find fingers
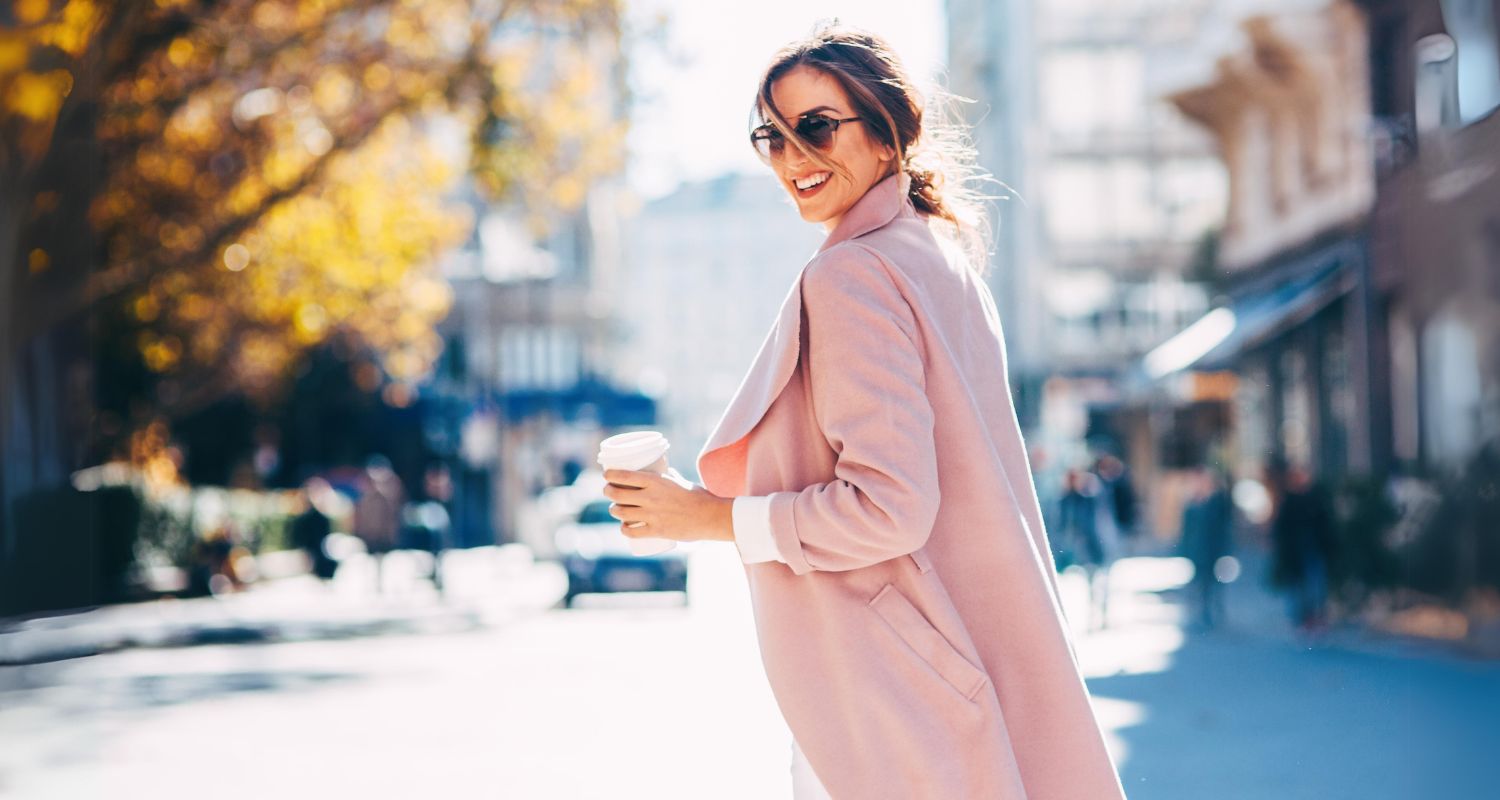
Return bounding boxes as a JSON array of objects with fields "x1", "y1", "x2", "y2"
[
  {"x1": 619, "y1": 521, "x2": 649, "y2": 537},
  {"x1": 602, "y1": 481, "x2": 652, "y2": 503},
  {"x1": 602, "y1": 482, "x2": 637, "y2": 502},
  {"x1": 608, "y1": 502, "x2": 647, "y2": 527},
  {"x1": 603, "y1": 468, "x2": 659, "y2": 489}
]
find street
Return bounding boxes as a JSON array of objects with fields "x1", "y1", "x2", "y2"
[{"x1": 2, "y1": 545, "x2": 1497, "y2": 799}]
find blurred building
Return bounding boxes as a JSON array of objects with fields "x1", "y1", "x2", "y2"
[
  {"x1": 1357, "y1": 0, "x2": 1500, "y2": 471},
  {"x1": 1144, "y1": 0, "x2": 1380, "y2": 497},
  {"x1": 1147, "y1": 0, "x2": 1500, "y2": 490},
  {"x1": 944, "y1": 0, "x2": 1045, "y2": 425},
  {"x1": 947, "y1": 0, "x2": 1240, "y2": 544},
  {"x1": 946, "y1": 0, "x2": 1228, "y2": 442},
  {"x1": 430, "y1": 26, "x2": 653, "y2": 547},
  {"x1": 437, "y1": 182, "x2": 656, "y2": 546},
  {"x1": 616, "y1": 173, "x2": 824, "y2": 475}
]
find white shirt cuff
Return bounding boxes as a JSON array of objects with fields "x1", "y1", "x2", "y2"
[{"x1": 732, "y1": 495, "x2": 784, "y2": 564}]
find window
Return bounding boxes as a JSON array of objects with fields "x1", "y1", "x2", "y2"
[
  {"x1": 1044, "y1": 159, "x2": 1157, "y2": 242},
  {"x1": 1161, "y1": 159, "x2": 1229, "y2": 242},
  {"x1": 1422, "y1": 304, "x2": 1483, "y2": 464},
  {"x1": 1042, "y1": 48, "x2": 1146, "y2": 137},
  {"x1": 1322, "y1": 323, "x2": 1350, "y2": 476},
  {"x1": 1280, "y1": 347, "x2": 1313, "y2": 470},
  {"x1": 1235, "y1": 361, "x2": 1273, "y2": 479},
  {"x1": 1439, "y1": 0, "x2": 1500, "y2": 123}
]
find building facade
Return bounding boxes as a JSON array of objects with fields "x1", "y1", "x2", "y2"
[
  {"x1": 1358, "y1": 0, "x2": 1500, "y2": 473},
  {"x1": 435, "y1": 176, "x2": 660, "y2": 546},
  {"x1": 946, "y1": 0, "x2": 1232, "y2": 538},
  {"x1": 1152, "y1": 0, "x2": 1500, "y2": 490},
  {"x1": 1149, "y1": 0, "x2": 1381, "y2": 486}
]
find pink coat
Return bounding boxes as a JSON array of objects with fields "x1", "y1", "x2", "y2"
[{"x1": 696, "y1": 172, "x2": 1128, "y2": 799}]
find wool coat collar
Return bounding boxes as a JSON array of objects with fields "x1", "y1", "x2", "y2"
[{"x1": 697, "y1": 170, "x2": 916, "y2": 495}]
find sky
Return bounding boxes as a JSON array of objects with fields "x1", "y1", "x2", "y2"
[{"x1": 621, "y1": 0, "x2": 948, "y2": 201}]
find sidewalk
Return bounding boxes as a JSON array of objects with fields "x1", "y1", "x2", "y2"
[
  {"x1": 0, "y1": 544, "x2": 564, "y2": 666},
  {"x1": 1164, "y1": 542, "x2": 1500, "y2": 662},
  {"x1": 6, "y1": 540, "x2": 1488, "y2": 668}
]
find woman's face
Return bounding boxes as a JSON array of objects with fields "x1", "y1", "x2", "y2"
[{"x1": 766, "y1": 65, "x2": 895, "y2": 232}]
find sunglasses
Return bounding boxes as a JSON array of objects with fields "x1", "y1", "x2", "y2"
[{"x1": 750, "y1": 113, "x2": 863, "y2": 159}]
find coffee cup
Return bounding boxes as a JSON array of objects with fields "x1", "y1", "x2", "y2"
[{"x1": 597, "y1": 431, "x2": 678, "y2": 556}]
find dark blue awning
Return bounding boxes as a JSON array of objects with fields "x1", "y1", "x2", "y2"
[
  {"x1": 498, "y1": 379, "x2": 658, "y2": 426},
  {"x1": 1143, "y1": 257, "x2": 1356, "y2": 378}
]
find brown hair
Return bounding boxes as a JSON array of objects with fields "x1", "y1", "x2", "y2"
[{"x1": 752, "y1": 21, "x2": 995, "y2": 274}]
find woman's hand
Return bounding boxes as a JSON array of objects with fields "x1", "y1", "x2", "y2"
[{"x1": 602, "y1": 469, "x2": 735, "y2": 544}]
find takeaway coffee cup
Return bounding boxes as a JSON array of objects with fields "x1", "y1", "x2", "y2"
[{"x1": 597, "y1": 431, "x2": 677, "y2": 556}]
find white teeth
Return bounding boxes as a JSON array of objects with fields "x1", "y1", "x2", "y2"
[{"x1": 794, "y1": 172, "x2": 830, "y2": 190}]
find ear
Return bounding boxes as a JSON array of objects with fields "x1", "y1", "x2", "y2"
[{"x1": 877, "y1": 145, "x2": 896, "y2": 162}]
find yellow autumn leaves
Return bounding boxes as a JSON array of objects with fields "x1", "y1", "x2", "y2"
[
  {"x1": 5, "y1": 0, "x2": 626, "y2": 407},
  {"x1": 119, "y1": 113, "x2": 466, "y2": 394}
]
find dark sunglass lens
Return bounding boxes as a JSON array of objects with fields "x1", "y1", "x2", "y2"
[
  {"x1": 798, "y1": 116, "x2": 836, "y2": 147},
  {"x1": 756, "y1": 132, "x2": 784, "y2": 157}
]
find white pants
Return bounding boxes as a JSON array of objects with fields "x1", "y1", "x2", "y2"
[{"x1": 791, "y1": 738, "x2": 832, "y2": 799}]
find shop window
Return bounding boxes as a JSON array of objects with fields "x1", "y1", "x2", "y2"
[{"x1": 1439, "y1": 0, "x2": 1500, "y2": 123}]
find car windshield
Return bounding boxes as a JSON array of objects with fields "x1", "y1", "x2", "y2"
[{"x1": 577, "y1": 500, "x2": 615, "y2": 524}]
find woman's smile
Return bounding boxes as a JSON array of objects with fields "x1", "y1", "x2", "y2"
[{"x1": 793, "y1": 171, "x2": 832, "y2": 198}]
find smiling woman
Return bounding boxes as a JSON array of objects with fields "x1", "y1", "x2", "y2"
[
  {"x1": 722, "y1": 21, "x2": 1126, "y2": 799},
  {"x1": 753, "y1": 70, "x2": 894, "y2": 233},
  {"x1": 603, "y1": 21, "x2": 1128, "y2": 799},
  {"x1": 746, "y1": 23, "x2": 993, "y2": 266}
]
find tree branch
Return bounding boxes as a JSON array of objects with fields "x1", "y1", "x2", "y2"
[{"x1": 17, "y1": 89, "x2": 427, "y2": 340}]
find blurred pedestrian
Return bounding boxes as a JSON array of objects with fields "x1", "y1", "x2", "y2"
[
  {"x1": 1094, "y1": 453, "x2": 1140, "y2": 555},
  {"x1": 407, "y1": 462, "x2": 455, "y2": 590},
  {"x1": 291, "y1": 477, "x2": 339, "y2": 582},
  {"x1": 1056, "y1": 467, "x2": 1116, "y2": 630},
  {"x1": 1270, "y1": 462, "x2": 1336, "y2": 633},
  {"x1": 186, "y1": 522, "x2": 252, "y2": 596},
  {"x1": 1179, "y1": 465, "x2": 1234, "y2": 630},
  {"x1": 186, "y1": 527, "x2": 234, "y2": 597},
  {"x1": 353, "y1": 454, "x2": 405, "y2": 595}
]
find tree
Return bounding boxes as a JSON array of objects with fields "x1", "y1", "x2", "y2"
[{"x1": 0, "y1": 0, "x2": 628, "y2": 570}]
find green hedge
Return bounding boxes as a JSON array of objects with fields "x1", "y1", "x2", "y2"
[
  {"x1": 1329, "y1": 443, "x2": 1500, "y2": 610},
  {"x1": 2, "y1": 477, "x2": 302, "y2": 617}
]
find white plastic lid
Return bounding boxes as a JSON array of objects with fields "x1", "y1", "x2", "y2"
[{"x1": 596, "y1": 431, "x2": 670, "y2": 471}]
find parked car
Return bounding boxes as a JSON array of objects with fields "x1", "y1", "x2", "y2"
[{"x1": 556, "y1": 499, "x2": 690, "y2": 607}]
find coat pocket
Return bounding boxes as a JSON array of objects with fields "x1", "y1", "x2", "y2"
[{"x1": 868, "y1": 583, "x2": 989, "y2": 703}]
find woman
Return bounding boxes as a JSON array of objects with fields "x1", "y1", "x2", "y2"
[{"x1": 602, "y1": 24, "x2": 1126, "y2": 799}]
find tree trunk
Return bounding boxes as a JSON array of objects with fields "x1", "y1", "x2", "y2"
[
  {"x1": 1, "y1": 193, "x2": 22, "y2": 564},
  {"x1": 1, "y1": 174, "x2": 94, "y2": 610}
]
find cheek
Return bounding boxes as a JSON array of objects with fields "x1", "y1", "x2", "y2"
[{"x1": 835, "y1": 144, "x2": 881, "y2": 193}]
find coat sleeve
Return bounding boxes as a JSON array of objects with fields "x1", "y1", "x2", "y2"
[{"x1": 760, "y1": 244, "x2": 940, "y2": 576}]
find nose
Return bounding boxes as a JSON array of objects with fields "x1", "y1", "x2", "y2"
[{"x1": 782, "y1": 144, "x2": 812, "y2": 175}]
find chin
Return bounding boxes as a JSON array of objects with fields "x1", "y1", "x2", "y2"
[
  {"x1": 789, "y1": 196, "x2": 830, "y2": 224},
  {"x1": 803, "y1": 210, "x2": 836, "y2": 227}
]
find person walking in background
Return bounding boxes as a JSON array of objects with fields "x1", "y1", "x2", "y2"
[
  {"x1": 1095, "y1": 452, "x2": 1140, "y2": 555},
  {"x1": 291, "y1": 476, "x2": 340, "y2": 582},
  {"x1": 1179, "y1": 464, "x2": 1234, "y2": 631},
  {"x1": 1056, "y1": 467, "x2": 1115, "y2": 630},
  {"x1": 1270, "y1": 461, "x2": 1337, "y2": 634},
  {"x1": 353, "y1": 454, "x2": 405, "y2": 595}
]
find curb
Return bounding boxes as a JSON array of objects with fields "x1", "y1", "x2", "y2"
[{"x1": 1, "y1": 545, "x2": 561, "y2": 667}]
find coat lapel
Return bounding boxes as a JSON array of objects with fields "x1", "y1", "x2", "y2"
[{"x1": 696, "y1": 171, "x2": 912, "y2": 497}]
